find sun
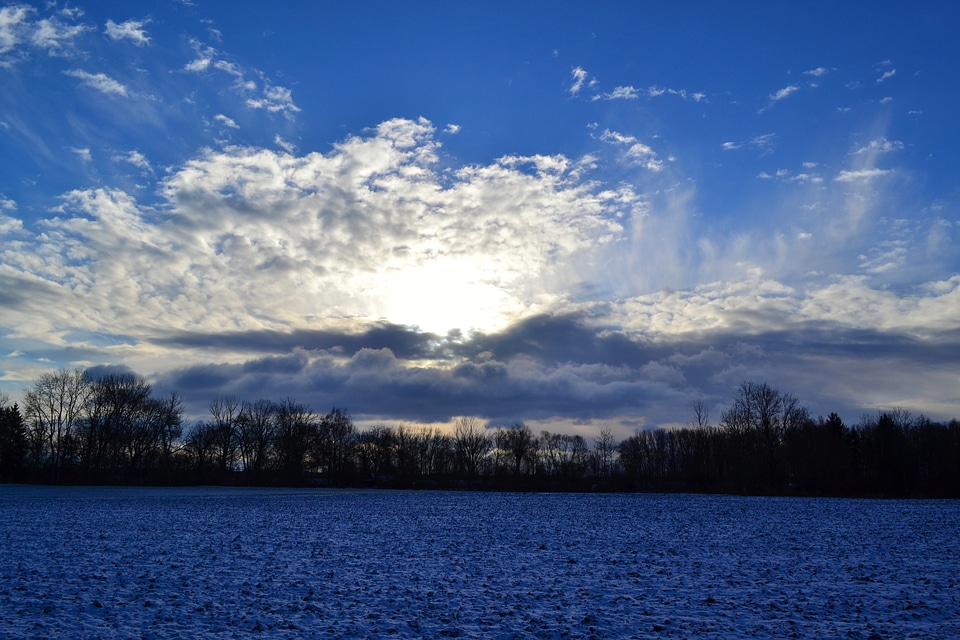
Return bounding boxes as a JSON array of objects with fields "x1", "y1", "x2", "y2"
[{"x1": 372, "y1": 259, "x2": 522, "y2": 336}]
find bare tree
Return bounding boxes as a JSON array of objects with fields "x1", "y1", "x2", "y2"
[
  {"x1": 721, "y1": 381, "x2": 809, "y2": 489},
  {"x1": 273, "y1": 397, "x2": 316, "y2": 482},
  {"x1": 691, "y1": 398, "x2": 710, "y2": 430},
  {"x1": 24, "y1": 368, "x2": 91, "y2": 475},
  {"x1": 500, "y1": 422, "x2": 537, "y2": 477},
  {"x1": 184, "y1": 421, "x2": 217, "y2": 476},
  {"x1": 209, "y1": 396, "x2": 241, "y2": 474},
  {"x1": 593, "y1": 427, "x2": 617, "y2": 478},
  {"x1": 237, "y1": 399, "x2": 276, "y2": 477},
  {"x1": 315, "y1": 407, "x2": 356, "y2": 484},
  {"x1": 453, "y1": 417, "x2": 490, "y2": 479}
]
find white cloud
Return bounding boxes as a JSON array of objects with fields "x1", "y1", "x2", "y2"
[
  {"x1": 723, "y1": 134, "x2": 775, "y2": 153},
  {"x1": 0, "y1": 212, "x2": 24, "y2": 234},
  {"x1": 803, "y1": 67, "x2": 828, "y2": 77},
  {"x1": 104, "y1": 19, "x2": 150, "y2": 46},
  {"x1": 444, "y1": 124, "x2": 461, "y2": 135},
  {"x1": 113, "y1": 150, "x2": 152, "y2": 173},
  {"x1": 599, "y1": 129, "x2": 637, "y2": 145},
  {"x1": 184, "y1": 57, "x2": 212, "y2": 72},
  {"x1": 214, "y1": 114, "x2": 239, "y2": 129},
  {"x1": 769, "y1": 85, "x2": 799, "y2": 102},
  {"x1": 63, "y1": 69, "x2": 129, "y2": 96},
  {"x1": 598, "y1": 130, "x2": 662, "y2": 171},
  {"x1": 5, "y1": 119, "x2": 635, "y2": 343},
  {"x1": 274, "y1": 135, "x2": 295, "y2": 154},
  {"x1": 835, "y1": 168, "x2": 893, "y2": 182},
  {"x1": 853, "y1": 138, "x2": 903, "y2": 155},
  {"x1": 0, "y1": 5, "x2": 33, "y2": 56},
  {"x1": 647, "y1": 86, "x2": 705, "y2": 102},
  {"x1": 30, "y1": 17, "x2": 88, "y2": 55},
  {"x1": 246, "y1": 83, "x2": 299, "y2": 114},
  {"x1": 877, "y1": 69, "x2": 896, "y2": 83},
  {"x1": 70, "y1": 146, "x2": 92, "y2": 162},
  {"x1": 593, "y1": 86, "x2": 639, "y2": 101},
  {"x1": 185, "y1": 40, "x2": 299, "y2": 115},
  {"x1": 569, "y1": 66, "x2": 587, "y2": 95}
]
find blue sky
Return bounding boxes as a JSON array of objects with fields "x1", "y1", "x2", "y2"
[{"x1": 2, "y1": 1, "x2": 959, "y2": 435}]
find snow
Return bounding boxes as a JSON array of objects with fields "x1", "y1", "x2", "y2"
[{"x1": 1, "y1": 486, "x2": 958, "y2": 638}]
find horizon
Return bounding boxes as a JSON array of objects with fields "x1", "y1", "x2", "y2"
[{"x1": 1, "y1": 1, "x2": 959, "y2": 438}]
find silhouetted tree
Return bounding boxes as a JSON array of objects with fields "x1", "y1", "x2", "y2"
[
  {"x1": 237, "y1": 399, "x2": 276, "y2": 480},
  {"x1": 184, "y1": 420, "x2": 217, "y2": 480},
  {"x1": 499, "y1": 422, "x2": 537, "y2": 478},
  {"x1": 453, "y1": 417, "x2": 490, "y2": 479},
  {"x1": 24, "y1": 368, "x2": 91, "y2": 478},
  {"x1": 209, "y1": 396, "x2": 241, "y2": 475},
  {"x1": 0, "y1": 400, "x2": 27, "y2": 479},
  {"x1": 721, "y1": 381, "x2": 808, "y2": 492},
  {"x1": 314, "y1": 408, "x2": 356, "y2": 485},
  {"x1": 592, "y1": 427, "x2": 618, "y2": 479},
  {"x1": 273, "y1": 398, "x2": 317, "y2": 484}
]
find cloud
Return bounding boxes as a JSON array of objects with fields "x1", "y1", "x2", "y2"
[
  {"x1": 104, "y1": 18, "x2": 150, "y2": 46},
  {"x1": 184, "y1": 56, "x2": 211, "y2": 72},
  {"x1": 769, "y1": 84, "x2": 799, "y2": 102},
  {"x1": 70, "y1": 146, "x2": 92, "y2": 162},
  {"x1": 835, "y1": 168, "x2": 893, "y2": 182},
  {"x1": 273, "y1": 135, "x2": 295, "y2": 154},
  {"x1": 214, "y1": 114, "x2": 239, "y2": 129},
  {"x1": 852, "y1": 138, "x2": 903, "y2": 155},
  {"x1": 804, "y1": 67, "x2": 828, "y2": 77},
  {"x1": 151, "y1": 280, "x2": 960, "y2": 429},
  {"x1": 444, "y1": 123, "x2": 461, "y2": 134},
  {"x1": 593, "y1": 85, "x2": 639, "y2": 101},
  {"x1": 569, "y1": 66, "x2": 587, "y2": 95},
  {"x1": 30, "y1": 16, "x2": 88, "y2": 56},
  {"x1": 2, "y1": 118, "x2": 634, "y2": 353},
  {"x1": 597, "y1": 129, "x2": 663, "y2": 171},
  {"x1": 722, "y1": 133, "x2": 775, "y2": 153},
  {"x1": 246, "y1": 83, "x2": 299, "y2": 114},
  {"x1": 647, "y1": 86, "x2": 706, "y2": 102},
  {"x1": 113, "y1": 149, "x2": 152, "y2": 173},
  {"x1": 0, "y1": 5, "x2": 33, "y2": 57},
  {"x1": 877, "y1": 68, "x2": 896, "y2": 83},
  {"x1": 184, "y1": 40, "x2": 299, "y2": 115},
  {"x1": 63, "y1": 69, "x2": 129, "y2": 96}
]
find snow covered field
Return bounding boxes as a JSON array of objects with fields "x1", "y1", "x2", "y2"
[{"x1": 1, "y1": 487, "x2": 957, "y2": 639}]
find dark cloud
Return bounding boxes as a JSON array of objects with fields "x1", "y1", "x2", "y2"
[
  {"x1": 152, "y1": 323, "x2": 443, "y2": 360},
  {"x1": 154, "y1": 313, "x2": 960, "y2": 431}
]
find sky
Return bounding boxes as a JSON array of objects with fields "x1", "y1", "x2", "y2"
[{"x1": 1, "y1": 1, "x2": 959, "y2": 437}]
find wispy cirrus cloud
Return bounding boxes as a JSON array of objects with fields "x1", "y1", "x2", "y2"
[
  {"x1": 835, "y1": 168, "x2": 893, "y2": 182},
  {"x1": 184, "y1": 39, "x2": 299, "y2": 116},
  {"x1": 0, "y1": 5, "x2": 33, "y2": 56},
  {"x1": 30, "y1": 16, "x2": 88, "y2": 55},
  {"x1": 569, "y1": 66, "x2": 588, "y2": 95},
  {"x1": 104, "y1": 18, "x2": 150, "y2": 46},
  {"x1": 721, "y1": 133, "x2": 775, "y2": 153},
  {"x1": 592, "y1": 85, "x2": 639, "y2": 101},
  {"x1": 598, "y1": 129, "x2": 664, "y2": 171},
  {"x1": 852, "y1": 137, "x2": 903, "y2": 155},
  {"x1": 63, "y1": 68, "x2": 128, "y2": 96}
]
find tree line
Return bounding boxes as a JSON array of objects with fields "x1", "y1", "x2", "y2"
[{"x1": 1, "y1": 370, "x2": 958, "y2": 496}]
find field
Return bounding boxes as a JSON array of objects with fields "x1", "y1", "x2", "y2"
[{"x1": 1, "y1": 486, "x2": 958, "y2": 639}]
